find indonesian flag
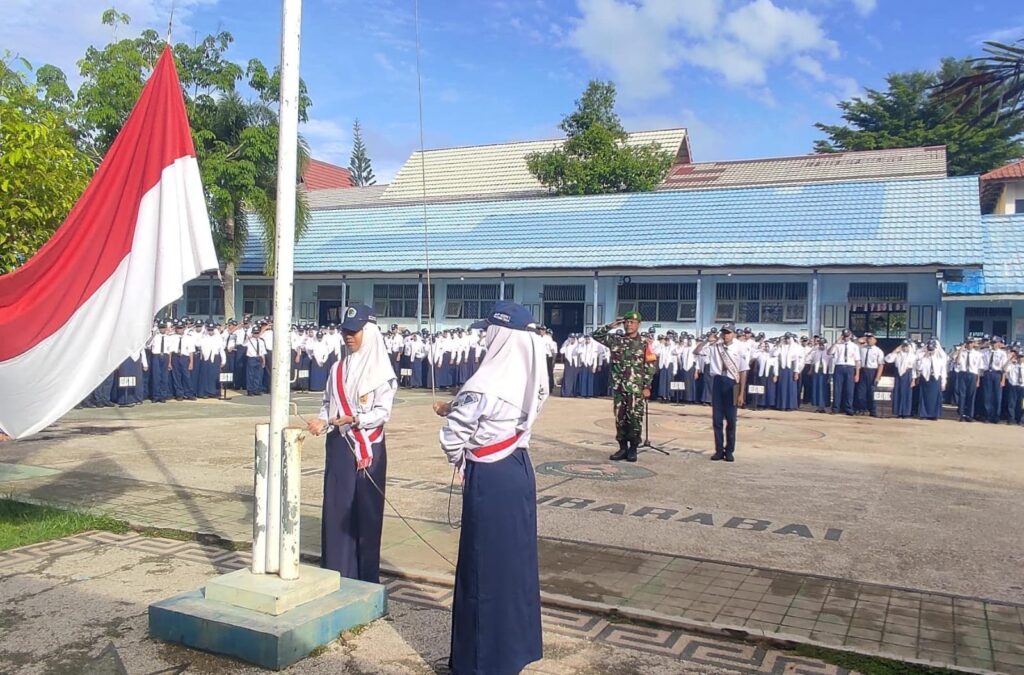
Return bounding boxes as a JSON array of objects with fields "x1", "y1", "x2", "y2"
[{"x1": 0, "y1": 46, "x2": 217, "y2": 439}]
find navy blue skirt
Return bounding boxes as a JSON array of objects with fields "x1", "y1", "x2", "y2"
[
  {"x1": 321, "y1": 431, "x2": 386, "y2": 583},
  {"x1": 451, "y1": 448, "x2": 542, "y2": 675}
]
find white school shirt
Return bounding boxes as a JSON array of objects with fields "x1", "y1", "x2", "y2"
[
  {"x1": 915, "y1": 352, "x2": 947, "y2": 386},
  {"x1": 830, "y1": 341, "x2": 861, "y2": 367},
  {"x1": 262, "y1": 330, "x2": 274, "y2": 352},
  {"x1": 985, "y1": 348, "x2": 1009, "y2": 372},
  {"x1": 700, "y1": 341, "x2": 751, "y2": 379},
  {"x1": 245, "y1": 336, "x2": 267, "y2": 358},
  {"x1": 772, "y1": 342, "x2": 802, "y2": 370},
  {"x1": 440, "y1": 392, "x2": 533, "y2": 468},
  {"x1": 807, "y1": 348, "x2": 832, "y2": 373},
  {"x1": 954, "y1": 349, "x2": 984, "y2": 375},
  {"x1": 884, "y1": 350, "x2": 916, "y2": 377},
  {"x1": 560, "y1": 340, "x2": 579, "y2": 367},
  {"x1": 199, "y1": 333, "x2": 225, "y2": 362},
  {"x1": 860, "y1": 345, "x2": 884, "y2": 370},
  {"x1": 1005, "y1": 362, "x2": 1024, "y2": 387},
  {"x1": 542, "y1": 334, "x2": 558, "y2": 357}
]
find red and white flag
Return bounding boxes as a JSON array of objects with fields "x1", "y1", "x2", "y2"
[{"x1": 0, "y1": 46, "x2": 217, "y2": 438}]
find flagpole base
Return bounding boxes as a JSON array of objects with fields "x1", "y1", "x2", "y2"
[{"x1": 148, "y1": 566, "x2": 386, "y2": 670}]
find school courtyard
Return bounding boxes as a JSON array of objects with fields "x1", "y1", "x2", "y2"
[{"x1": 1, "y1": 392, "x2": 1022, "y2": 673}]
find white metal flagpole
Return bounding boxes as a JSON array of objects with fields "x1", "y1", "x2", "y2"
[{"x1": 267, "y1": 0, "x2": 303, "y2": 578}]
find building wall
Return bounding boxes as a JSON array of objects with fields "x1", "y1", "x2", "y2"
[
  {"x1": 214, "y1": 270, "x2": 951, "y2": 341},
  {"x1": 942, "y1": 300, "x2": 1024, "y2": 345},
  {"x1": 994, "y1": 181, "x2": 1024, "y2": 215}
]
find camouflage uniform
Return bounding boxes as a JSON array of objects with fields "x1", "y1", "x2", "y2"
[{"x1": 592, "y1": 325, "x2": 656, "y2": 444}]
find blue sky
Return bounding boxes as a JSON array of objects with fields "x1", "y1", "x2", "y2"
[{"x1": 4, "y1": 0, "x2": 1023, "y2": 180}]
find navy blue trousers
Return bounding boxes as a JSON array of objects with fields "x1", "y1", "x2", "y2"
[
  {"x1": 810, "y1": 372, "x2": 830, "y2": 409},
  {"x1": 150, "y1": 356, "x2": 170, "y2": 401},
  {"x1": 232, "y1": 350, "x2": 247, "y2": 390},
  {"x1": 857, "y1": 376, "x2": 877, "y2": 415},
  {"x1": 246, "y1": 356, "x2": 264, "y2": 395},
  {"x1": 832, "y1": 366, "x2": 855, "y2": 414},
  {"x1": 982, "y1": 371, "x2": 1003, "y2": 422},
  {"x1": 309, "y1": 361, "x2": 329, "y2": 392},
  {"x1": 321, "y1": 431, "x2": 386, "y2": 584},
  {"x1": 171, "y1": 355, "x2": 195, "y2": 399},
  {"x1": 711, "y1": 375, "x2": 738, "y2": 455},
  {"x1": 956, "y1": 373, "x2": 978, "y2": 418},
  {"x1": 451, "y1": 448, "x2": 541, "y2": 675},
  {"x1": 115, "y1": 357, "x2": 145, "y2": 405},
  {"x1": 892, "y1": 371, "x2": 912, "y2": 417},
  {"x1": 198, "y1": 356, "x2": 221, "y2": 398},
  {"x1": 1006, "y1": 385, "x2": 1024, "y2": 424}
]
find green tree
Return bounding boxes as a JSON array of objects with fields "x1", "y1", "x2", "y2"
[
  {"x1": 348, "y1": 118, "x2": 376, "y2": 186},
  {"x1": 63, "y1": 11, "x2": 313, "y2": 316},
  {"x1": 526, "y1": 80, "x2": 673, "y2": 195},
  {"x1": 0, "y1": 55, "x2": 91, "y2": 273},
  {"x1": 814, "y1": 58, "x2": 1024, "y2": 176},
  {"x1": 932, "y1": 39, "x2": 1024, "y2": 125}
]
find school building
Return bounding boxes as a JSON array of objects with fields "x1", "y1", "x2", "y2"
[{"x1": 178, "y1": 130, "x2": 1024, "y2": 349}]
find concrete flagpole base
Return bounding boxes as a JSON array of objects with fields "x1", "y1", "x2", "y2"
[{"x1": 148, "y1": 564, "x2": 386, "y2": 670}]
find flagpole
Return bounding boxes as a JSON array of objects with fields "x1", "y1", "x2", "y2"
[{"x1": 267, "y1": 0, "x2": 303, "y2": 580}]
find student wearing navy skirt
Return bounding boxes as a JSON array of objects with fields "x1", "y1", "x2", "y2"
[
  {"x1": 307, "y1": 305, "x2": 396, "y2": 584},
  {"x1": 435, "y1": 300, "x2": 550, "y2": 675}
]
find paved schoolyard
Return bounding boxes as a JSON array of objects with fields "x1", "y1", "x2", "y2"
[{"x1": 2, "y1": 390, "x2": 1023, "y2": 672}]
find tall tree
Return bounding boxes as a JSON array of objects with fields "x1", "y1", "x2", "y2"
[
  {"x1": 0, "y1": 54, "x2": 91, "y2": 273},
  {"x1": 348, "y1": 118, "x2": 376, "y2": 186},
  {"x1": 932, "y1": 39, "x2": 1024, "y2": 125},
  {"x1": 526, "y1": 80, "x2": 673, "y2": 195},
  {"x1": 814, "y1": 58, "x2": 1024, "y2": 176},
  {"x1": 16, "y1": 11, "x2": 314, "y2": 316}
]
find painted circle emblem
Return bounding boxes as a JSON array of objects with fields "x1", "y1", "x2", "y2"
[{"x1": 536, "y1": 460, "x2": 654, "y2": 481}]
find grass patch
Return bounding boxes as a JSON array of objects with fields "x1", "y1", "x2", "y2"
[
  {"x1": 790, "y1": 644, "x2": 963, "y2": 675},
  {"x1": 0, "y1": 498, "x2": 129, "y2": 551}
]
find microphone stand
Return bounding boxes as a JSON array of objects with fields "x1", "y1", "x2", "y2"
[{"x1": 638, "y1": 399, "x2": 669, "y2": 455}]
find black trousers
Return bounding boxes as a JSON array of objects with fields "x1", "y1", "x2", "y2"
[
  {"x1": 546, "y1": 356, "x2": 555, "y2": 391},
  {"x1": 711, "y1": 375, "x2": 738, "y2": 455}
]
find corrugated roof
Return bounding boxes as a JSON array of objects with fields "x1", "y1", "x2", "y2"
[
  {"x1": 302, "y1": 159, "x2": 354, "y2": 191},
  {"x1": 306, "y1": 185, "x2": 389, "y2": 210},
  {"x1": 980, "y1": 158, "x2": 1024, "y2": 182},
  {"x1": 944, "y1": 214, "x2": 1024, "y2": 296},
  {"x1": 660, "y1": 146, "x2": 947, "y2": 191},
  {"x1": 381, "y1": 129, "x2": 688, "y2": 202},
  {"x1": 240, "y1": 176, "x2": 981, "y2": 274}
]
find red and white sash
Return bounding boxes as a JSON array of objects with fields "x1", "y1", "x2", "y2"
[
  {"x1": 466, "y1": 430, "x2": 523, "y2": 463},
  {"x1": 332, "y1": 360, "x2": 384, "y2": 462}
]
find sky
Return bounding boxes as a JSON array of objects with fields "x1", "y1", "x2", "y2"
[{"x1": 4, "y1": 0, "x2": 1023, "y2": 181}]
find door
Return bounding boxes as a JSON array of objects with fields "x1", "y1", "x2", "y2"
[
  {"x1": 544, "y1": 303, "x2": 584, "y2": 347},
  {"x1": 821, "y1": 304, "x2": 846, "y2": 345},
  {"x1": 319, "y1": 300, "x2": 344, "y2": 326},
  {"x1": 964, "y1": 307, "x2": 1012, "y2": 339}
]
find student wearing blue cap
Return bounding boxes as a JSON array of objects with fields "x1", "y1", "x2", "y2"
[
  {"x1": 307, "y1": 304, "x2": 396, "y2": 583},
  {"x1": 434, "y1": 300, "x2": 549, "y2": 675}
]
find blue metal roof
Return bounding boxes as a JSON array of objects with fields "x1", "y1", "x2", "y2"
[
  {"x1": 239, "y1": 176, "x2": 983, "y2": 274},
  {"x1": 944, "y1": 214, "x2": 1024, "y2": 296}
]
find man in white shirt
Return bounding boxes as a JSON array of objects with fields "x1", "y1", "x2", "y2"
[
  {"x1": 538, "y1": 326, "x2": 557, "y2": 391},
  {"x1": 1004, "y1": 348, "x2": 1024, "y2": 425},
  {"x1": 855, "y1": 332, "x2": 885, "y2": 417},
  {"x1": 982, "y1": 336, "x2": 1010, "y2": 423},
  {"x1": 953, "y1": 338, "x2": 984, "y2": 421},
  {"x1": 694, "y1": 323, "x2": 749, "y2": 463},
  {"x1": 828, "y1": 329, "x2": 861, "y2": 415}
]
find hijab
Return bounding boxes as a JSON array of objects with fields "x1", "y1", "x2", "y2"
[
  {"x1": 461, "y1": 324, "x2": 549, "y2": 431},
  {"x1": 341, "y1": 321, "x2": 394, "y2": 398}
]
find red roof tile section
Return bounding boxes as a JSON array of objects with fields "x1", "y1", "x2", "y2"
[
  {"x1": 981, "y1": 159, "x2": 1024, "y2": 182},
  {"x1": 302, "y1": 159, "x2": 355, "y2": 191}
]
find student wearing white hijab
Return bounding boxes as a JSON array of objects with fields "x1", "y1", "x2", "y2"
[
  {"x1": 434, "y1": 300, "x2": 549, "y2": 675},
  {"x1": 307, "y1": 305, "x2": 397, "y2": 584}
]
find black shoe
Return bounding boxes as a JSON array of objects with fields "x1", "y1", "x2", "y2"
[
  {"x1": 724, "y1": 453, "x2": 735, "y2": 462},
  {"x1": 626, "y1": 441, "x2": 638, "y2": 463},
  {"x1": 711, "y1": 451, "x2": 725, "y2": 461},
  {"x1": 609, "y1": 441, "x2": 628, "y2": 462}
]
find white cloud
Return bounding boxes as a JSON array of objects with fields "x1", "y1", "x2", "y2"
[
  {"x1": 301, "y1": 118, "x2": 351, "y2": 166},
  {"x1": 851, "y1": 0, "x2": 877, "y2": 17},
  {"x1": 0, "y1": 0, "x2": 215, "y2": 85},
  {"x1": 568, "y1": 0, "x2": 844, "y2": 101}
]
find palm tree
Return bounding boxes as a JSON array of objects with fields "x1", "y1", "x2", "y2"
[
  {"x1": 193, "y1": 91, "x2": 310, "y2": 319},
  {"x1": 932, "y1": 39, "x2": 1024, "y2": 124}
]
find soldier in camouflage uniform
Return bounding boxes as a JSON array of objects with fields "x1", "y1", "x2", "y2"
[{"x1": 592, "y1": 311, "x2": 656, "y2": 462}]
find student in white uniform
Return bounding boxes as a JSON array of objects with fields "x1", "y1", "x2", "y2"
[
  {"x1": 434, "y1": 300, "x2": 548, "y2": 675},
  {"x1": 694, "y1": 323, "x2": 749, "y2": 462},
  {"x1": 1004, "y1": 348, "x2": 1024, "y2": 425},
  {"x1": 952, "y1": 338, "x2": 984, "y2": 421},
  {"x1": 884, "y1": 339, "x2": 917, "y2": 418}
]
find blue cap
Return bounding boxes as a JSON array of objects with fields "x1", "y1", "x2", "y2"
[
  {"x1": 340, "y1": 304, "x2": 377, "y2": 332},
  {"x1": 470, "y1": 300, "x2": 537, "y2": 332}
]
